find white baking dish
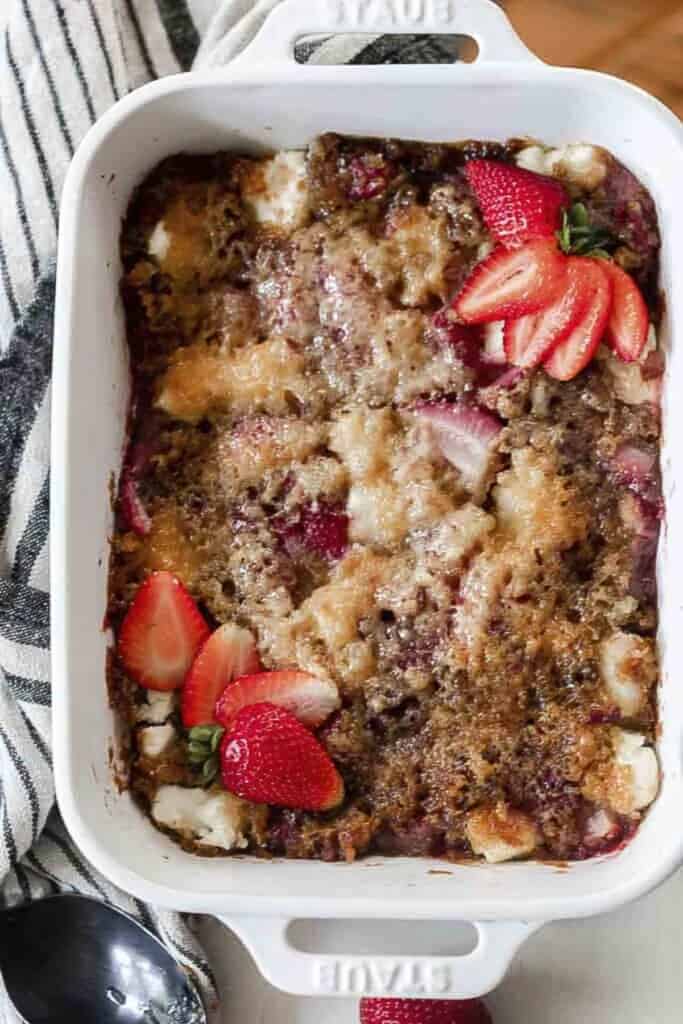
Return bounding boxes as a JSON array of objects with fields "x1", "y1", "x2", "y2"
[{"x1": 51, "y1": 0, "x2": 683, "y2": 1000}]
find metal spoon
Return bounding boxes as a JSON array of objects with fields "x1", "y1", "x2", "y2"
[{"x1": 0, "y1": 893, "x2": 206, "y2": 1024}]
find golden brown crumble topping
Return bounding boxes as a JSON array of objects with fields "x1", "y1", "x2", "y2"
[{"x1": 110, "y1": 134, "x2": 662, "y2": 862}]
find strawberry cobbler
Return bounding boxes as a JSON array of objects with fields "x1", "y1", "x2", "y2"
[{"x1": 108, "y1": 134, "x2": 662, "y2": 862}]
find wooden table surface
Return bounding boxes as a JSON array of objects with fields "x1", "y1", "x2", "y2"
[{"x1": 504, "y1": 0, "x2": 683, "y2": 116}]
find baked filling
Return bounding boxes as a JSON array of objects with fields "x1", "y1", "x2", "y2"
[{"x1": 109, "y1": 134, "x2": 662, "y2": 863}]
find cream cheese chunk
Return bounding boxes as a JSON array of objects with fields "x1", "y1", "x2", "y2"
[
  {"x1": 152, "y1": 786, "x2": 249, "y2": 851},
  {"x1": 516, "y1": 143, "x2": 608, "y2": 191},
  {"x1": 600, "y1": 632, "x2": 656, "y2": 717},
  {"x1": 148, "y1": 219, "x2": 171, "y2": 262},
  {"x1": 612, "y1": 730, "x2": 659, "y2": 812},
  {"x1": 138, "y1": 723, "x2": 176, "y2": 759},
  {"x1": 134, "y1": 690, "x2": 176, "y2": 725},
  {"x1": 466, "y1": 803, "x2": 539, "y2": 863},
  {"x1": 242, "y1": 151, "x2": 309, "y2": 230}
]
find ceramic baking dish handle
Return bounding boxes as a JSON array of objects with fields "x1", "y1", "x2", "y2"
[
  {"x1": 218, "y1": 915, "x2": 543, "y2": 998},
  {"x1": 230, "y1": 0, "x2": 542, "y2": 68}
]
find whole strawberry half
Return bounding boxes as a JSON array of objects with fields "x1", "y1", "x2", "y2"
[
  {"x1": 455, "y1": 240, "x2": 567, "y2": 324},
  {"x1": 118, "y1": 571, "x2": 210, "y2": 691},
  {"x1": 181, "y1": 622, "x2": 261, "y2": 727},
  {"x1": 220, "y1": 702, "x2": 344, "y2": 810},
  {"x1": 360, "y1": 997, "x2": 492, "y2": 1024},
  {"x1": 465, "y1": 158, "x2": 568, "y2": 248},
  {"x1": 215, "y1": 670, "x2": 340, "y2": 729}
]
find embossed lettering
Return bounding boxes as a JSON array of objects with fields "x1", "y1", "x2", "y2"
[
  {"x1": 312, "y1": 957, "x2": 458, "y2": 996},
  {"x1": 313, "y1": 960, "x2": 339, "y2": 993},
  {"x1": 343, "y1": 963, "x2": 371, "y2": 993},
  {"x1": 397, "y1": 962, "x2": 427, "y2": 994},
  {"x1": 428, "y1": 963, "x2": 453, "y2": 994},
  {"x1": 369, "y1": 961, "x2": 401, "y2": 991},
  {"x1": 327, "y1": 0, "x2": 455, "y2": 27}
]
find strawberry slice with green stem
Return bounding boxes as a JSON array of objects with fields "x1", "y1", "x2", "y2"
[
  {"x1": 181, "y1": 622, "x2": 262, "y2": 728},
  {"x1": 118, "y1": 571, "x2": 210, "y2": 691},
  {"x1": 215, "y1": 670, "x2": 340, "y2": 730},
  {"x1": 543, "y1": 257, "x2": 612, "y2": 381},
  {"x1": 454, "y1": 240, "x2": 567, "y2": 324},
  {"x1": 220, "y1": 702, "x2": 344, "y2": 811},
  {"x1": 465, "y1": 158, "x2": 568, "y2": 248}
]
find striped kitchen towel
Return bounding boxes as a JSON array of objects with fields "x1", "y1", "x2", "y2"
[{"x1": 0, "y1": 2, "x2": 462, "y2": 1020}]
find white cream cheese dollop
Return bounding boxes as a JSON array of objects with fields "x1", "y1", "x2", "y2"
[
  {"x1": 466, "y1": 803, "x2": 539, "y2": 863},
  {"x1": 148, "y1": 219, "x2": 171, "y2": 262},
  {"x1": 241, "y1": 151, "x2": 309, "y2": 231},
  {"x1": 138, "y1": 723, "x2": 176, "y2": 759},
  {"x1": 152, "y1": 786, "x2": 250, "y2": 852},
  {"x1": 516, "y1": 143, "x2": 609, "y2": 192},
  {"x1": 134, "y1": 690, "x2": 176, "y2": 725},
  {"x1": 600, "y1": 632, "x2": 656, "y2": 717},
  {"x1": 612, "y1": 730, "x2": 659, "y2": 812}
]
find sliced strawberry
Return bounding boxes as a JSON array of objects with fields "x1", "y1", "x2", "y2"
[
  {"x1": 602, "y1": 262, "x2": 649, "y2": 362},
  {"x1": 120, "y1": 471, "x2": 151, "y2": 537},
  {"x1": 465, "y1": 158, "x2": 568, "y2": 248},
  {"x1": 181, "y1": 623, "x2": 261, "y2": 727},
  {"x1": 415, "y1": 401, "x2": 502, "y2": 493},
  {"x1": 431, "y1": 310, "x2": 484, "y2": 364},
  {"x1": 360, "y1": 997, "x2": 492, "y2": 1024},
  {"x1": 455, "y1": 240, "x2": 567, "y2": 324},
  {"x1": 485, "y1": 365, "x2": 525, "y2": 390},
  {"x1": 611, "y1": 443, "x2": 662, "y2": 507},
  {"x1": 543, "y1": 258, "x2": 612, "y2": 381},
  {"x1": 631, "y1": 525, "x2": 660, "y2": 603},
  {"x1": 220, "y1": 702, "x2": 344, "y2": 811},
  {"x1": 118, "y1": 438, "x2": 157, "y2": 537},
  {"x1": 118, "y1": 571, "x2": 210, "y2": 691},
  {"x1": 215, "y1": 670, "x2": 339, "y2": 729},
  {"x1": 347, "y1": 153, "x2": 393, "y2": 201},
  {"x1": 430, "y1": 312, "x2": 505, "y2": 386},
  {"x1": 272, "y1": 502, "x2": 349, "y2": 561},
  {"x1": 504, "y1": 257, "x2": 591, "y2": 368},
  {"x1": 477, "y1": 366, "x2": 525, "y2": 410},
  {"x1": 618, "y1": 492, "x2": 661, "y2": 539},
  {"x1": 618, "y1": 491, "x2": 661, "y2": 604},
  {"x1": 301, "y1": 506, "x2": 349, "y2": 560}
]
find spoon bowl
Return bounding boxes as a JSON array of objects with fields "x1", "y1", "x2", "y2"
[{"x1": 0, "y1": 893, "x2": 206, "y2": 1024}]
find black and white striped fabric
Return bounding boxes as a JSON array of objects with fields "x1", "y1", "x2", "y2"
[{"x1": 0, "y1": 3, "x2": 462, "y2": 1019}]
